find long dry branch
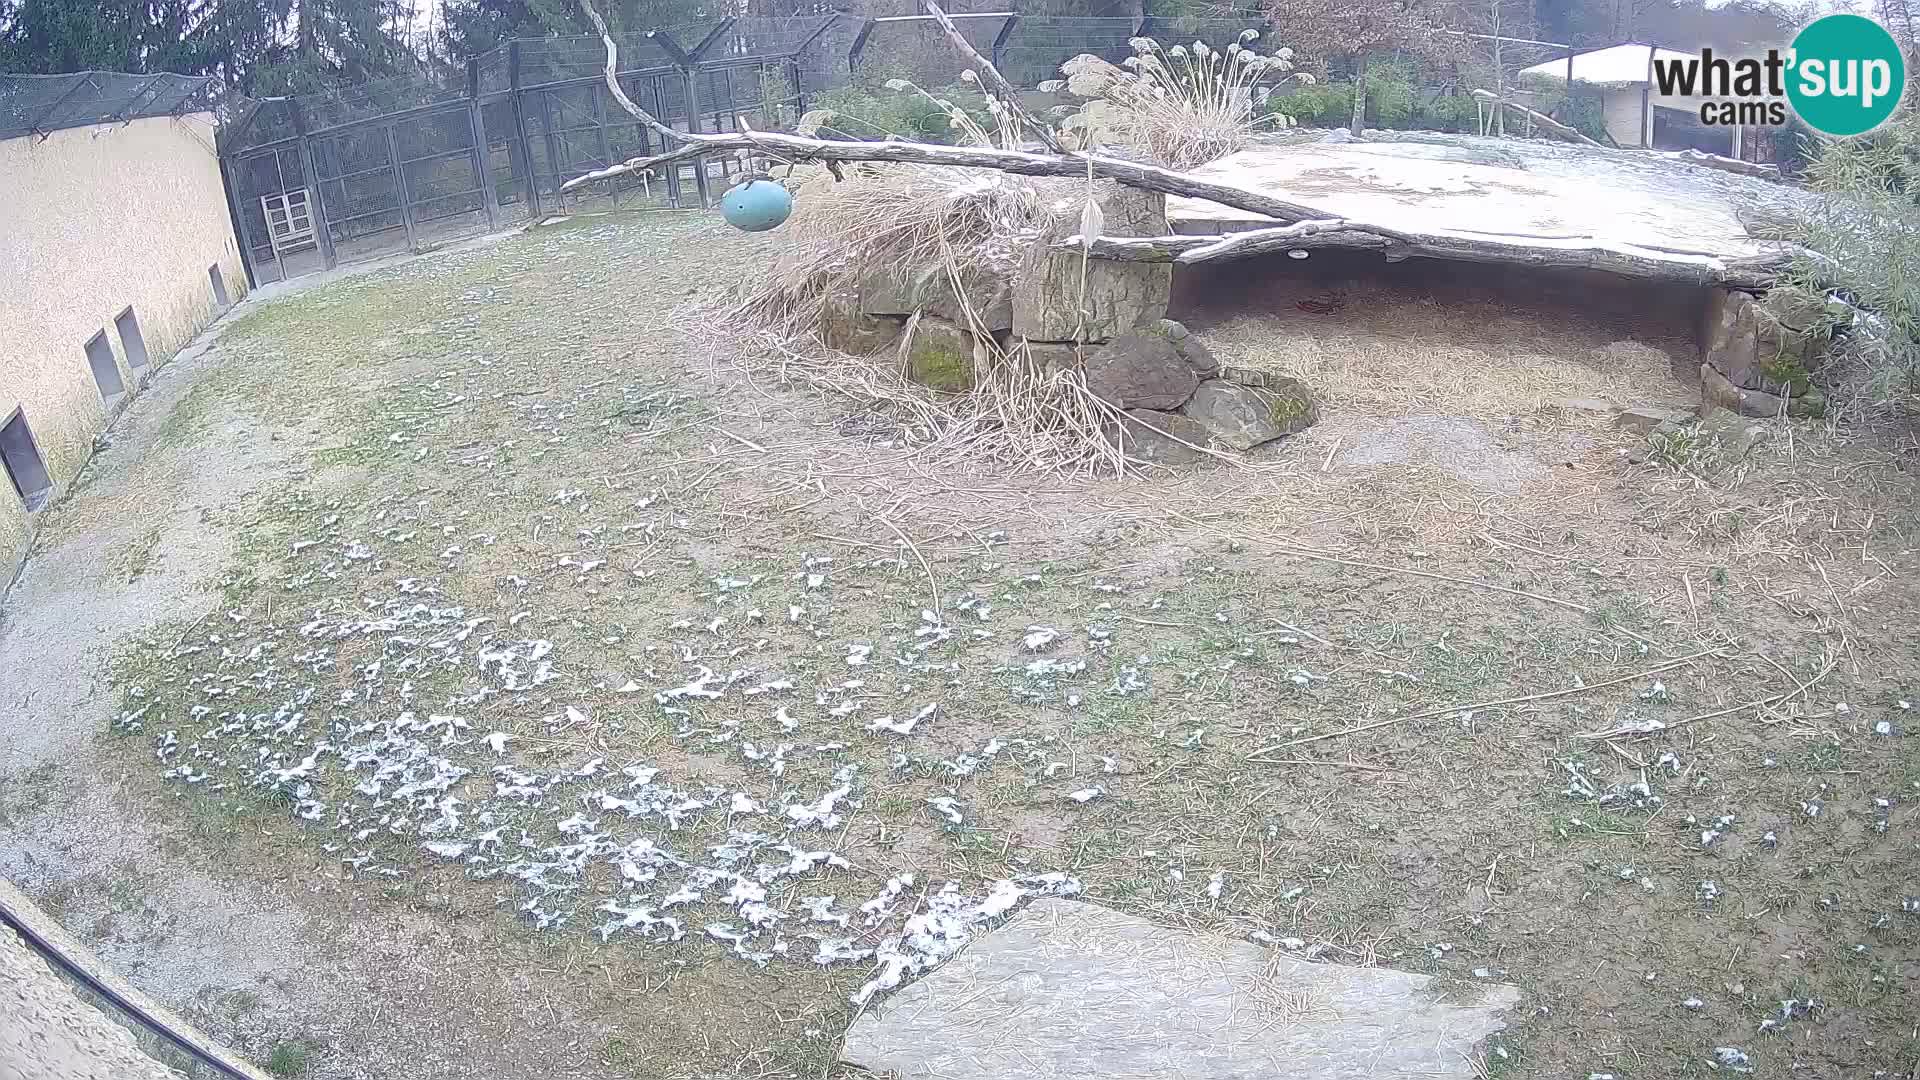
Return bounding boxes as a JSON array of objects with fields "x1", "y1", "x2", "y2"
[
  {"x1": 924, "y1": 0, "x2": 1068, "y2": 155},
  {"x1": 582, "y1": 2, "x2": 679, "y2": 144},
  {"x1": 561, "y1": 130, "x2": 1336, "y2": 223},
  {"x1": 1469, "y1": 90, "x2": 1602, "y2": 148},
  {"x1": 1071, "y1": 220, "x2": 1791, "y2": 287}
]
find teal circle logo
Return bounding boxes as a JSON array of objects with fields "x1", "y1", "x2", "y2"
[{"x1": 1786, "y1": 14, "x2": 1907, "y2": 136}]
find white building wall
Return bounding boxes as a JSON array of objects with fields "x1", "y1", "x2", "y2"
[{"x1": 0, "y1": 112, "x2": 246, "y2": 577}]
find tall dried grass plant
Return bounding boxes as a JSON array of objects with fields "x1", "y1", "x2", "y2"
[
  {"x1": 729, "y1": 85, "x2": 1142, "y2": 476},
  {"x1": 1048, "y1": 32, "x2": 1312, "y2": 170}
]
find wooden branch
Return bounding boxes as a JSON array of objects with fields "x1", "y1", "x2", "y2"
[
  {"x1": 563, "y1": 0, "x2": 1785, "y2": 291},
  {"x1": 923, "y1": 0, "x2": 1068, "y2": 155},
  {"x1": 1657, "y1": 147, "x2": 1783, "y2": 181},
  {"x1": 581, "y1": 1, "x2": 682, "y2": 144},
  {"x1": 1076, "y1": 221, "x2": 1789, "y2": 288},
  {"x1": 1469, "y1": 90, "x2": 1602, "y2": 147},
  {"x1": 561, "y1": 131, "x2": 1333, "y2": 224}
]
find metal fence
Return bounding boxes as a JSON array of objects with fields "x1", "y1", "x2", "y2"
[
  {"x1": 212, "y1": 13, "x2": 1274, "y2": 287},
  {"x1": 0, "y1": 71, "x2": 223, "y2": 141}
]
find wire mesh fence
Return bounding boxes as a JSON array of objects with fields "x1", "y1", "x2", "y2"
[
  {"x1": 0, "y1": 71, "x2": 223, "y2": 141},
  {"x1": 210, "y1": 13, "x2": 1572, "y2": 287}
]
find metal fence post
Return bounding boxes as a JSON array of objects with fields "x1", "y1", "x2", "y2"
[
  {"x1": 990, "y1": 15, "x2": 1019, "y2": 73},
  {"x1": 682, "y1": 67, "x2": 710, "y2": 207},
  {"x1": 466, "y1": 58, "x2": 501, "y2": 230},
  {"x1": 507, "y1": 41, "x2": 542, "y2": 217},
  {"x1": 385, "y1": 124, "x2": 421, "y2": 251},
  {"x1": 540, "y1": 92, "x2": 565, "y2": 210},
  {"x1": 287, "y1": 100, "x2": 338, "y2": 270},
  {"x1": 590, "y1": 77, "x2": 618, "y2": 206},
  {"x1": 216, "y1": 153, "x2": 259, "y2": 290}
]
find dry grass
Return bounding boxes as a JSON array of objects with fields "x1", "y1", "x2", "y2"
[
  {"x1": 1210, "y1": 315, "x2": 1690, "y2": 420},
  {"x1": 734, "y1": 164, "x2": 1052, "y2": 342},
  {"x1": 1635, "y1": 419, "x2": 1920, "y2": 578},
  {"x1": 1052, "y1": 34, "x2": 1308, "y2": 171},
  {"x1": 727, "y1": 163, "x2": 1153, "y2": 477},
  {"x1": 62, "y1": 211, "x2": 1920, "y2": 1080}
]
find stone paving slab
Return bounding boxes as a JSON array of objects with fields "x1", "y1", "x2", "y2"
[{"x1": 842, "y1": 897, "x2": 1520, "y2": 1080}]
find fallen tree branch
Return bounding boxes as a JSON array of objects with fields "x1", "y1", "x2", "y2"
[
  {"x1": 583, "y1": 2, "x2": 680, "y2": 145},
  {"x1": 1656, "y1": 147, "x2": 1783, "y2": 181},
  {"x1": 1250, "y1": 650, "x2": 1721, "y2": 755},
  {"x1": 1065, "y1": 219, "x2": 1791, "y2": 287},
  {"x1": 562, "y1": 132, "x2": 1335, "y2": 223},
  {"x1": 1470, "y1": 90, "x2": 1603, "y2": 148}
]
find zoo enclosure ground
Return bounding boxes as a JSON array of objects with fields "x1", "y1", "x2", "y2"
[{"x1": 0, "y1": 209, "x2": 1915, "y2": 1080}]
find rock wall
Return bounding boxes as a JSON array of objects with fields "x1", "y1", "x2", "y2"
[
  {"x1": 1012, "y1": 182, "x2": 1172, "y2": 343},
  {"x1": 1698, "y1": 286, "x2": 1844, "y2": 419},
  {"x1": 816, "y1": 181, "x2": 1176, "y2": 398}
]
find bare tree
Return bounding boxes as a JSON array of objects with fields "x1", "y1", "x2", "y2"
[
  {"x1": 1876, "y1": 0, "x2": 1917, "y2": 59},
  {"x1": 1267, "y1": 0, "x2": 1463, "y2": 134},
  {"x1": 1467, "y1": 0, "x2": 1538, "y2": 137}
]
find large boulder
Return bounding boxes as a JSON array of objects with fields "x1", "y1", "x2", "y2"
[
  {"x1": 1701, "y1": 363, "x2": 1825, "y2": 419},
  {"x1": 1013, "y1": 182, "x2": 1172, "y2": 342},
  {"x1": 862, "y1": 263, "x2": 1013, "y2": 333},
  {"x1": 821, "y1": 288, "x2": 903, "y2": 355},
  {"x1": 1020, "y1": 341, "x2": 1091, "y2": 375},
  {"x1": 904, "y1": 316, "x2": 979, "y2": 393},
  {"x1": 1700, "y1": 288, "x2": 1827, "y2": 395},
  {"x1": 1082, "y1": 324, "x2": 1220, "y2": 410},
  {"x1": 1118, "y1": 409, "x2": 1213, "y2": 465},
  {"x1": 1179, "y1": 377, "x2": 1317, "y2": 450}
]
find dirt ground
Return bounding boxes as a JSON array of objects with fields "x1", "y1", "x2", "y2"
[{"x1": 2, "y1": 210, "x2": 1917, "y2": 1080}]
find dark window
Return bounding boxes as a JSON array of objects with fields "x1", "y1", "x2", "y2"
[
  {"x1": 1, "y1": 409, "x2": 54, "y2": 511},
  {"x1": 209, "y1": 264, "x2": 231, "y2": 307},
  {"x1": 84, "y1": 331, "x2": 125, "y2": 402},
  {"x1": 116, "y1": 307, "x2": 150, "y2": 369}
]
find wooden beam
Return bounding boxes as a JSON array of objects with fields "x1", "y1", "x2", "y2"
[
  {"x1": 1469, "y1": 90, "x2": 1601, "y2": 147},
  {"x1": 1069, "y1": 221, "x2": 1790, "y2": 288}
]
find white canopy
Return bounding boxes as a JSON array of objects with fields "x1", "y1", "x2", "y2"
[{"x1": 1519, "y1": 43, "x2": 1696, "y2": 85}]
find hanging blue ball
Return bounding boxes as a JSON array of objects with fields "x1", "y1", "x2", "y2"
[{"x1": 719, "y1": 178, "x2": 793, "y2": 233}]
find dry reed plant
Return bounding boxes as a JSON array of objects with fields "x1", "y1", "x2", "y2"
[
  {"x1": 1048, "y1": 33, "x2": 1310, "y2": 170},
  {"x1": 727, "y1": 160, "x2": 1139, "y2": 476}
]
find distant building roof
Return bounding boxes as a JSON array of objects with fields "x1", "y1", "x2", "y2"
[{"x1": 1519, "y1": 44, "x2": 1695, "y2": 85}]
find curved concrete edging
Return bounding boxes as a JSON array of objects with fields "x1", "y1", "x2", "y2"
[{"x1": 0, "y1": 877, "x2": 275, "y2": 1080}]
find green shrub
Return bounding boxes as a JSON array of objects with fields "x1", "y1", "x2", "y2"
[
  {"x1": 1774, "y1": 108, "x2": 1920, "y2": 406},
  {"x1": 812, "y1": 82, "x2": 993, "y2": 144},
  {"x1": 1514, "y1": 74, "x2": 1610, "y2": 143},
  {"x1": 265, "y1": 1041, "x2": 311, "y2": 1078},
  {"x1": 1265, "y1": 80, "x2": 1350, "y2": 126},
  {"x1": 1263, "y1": 78, "x2": 1476, "y2": 133}
]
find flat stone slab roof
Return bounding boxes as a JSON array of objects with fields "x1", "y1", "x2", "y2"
[
  {"x1": 1169, "y1": 133, "x2": 1807, "y2": 263},
  {"x1": 841, "y1": 898, "x2": 1520, "y2": 1079}
]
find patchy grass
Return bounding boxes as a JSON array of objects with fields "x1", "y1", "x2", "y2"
[
  {"x1": 70, "y1": 212, "x2": 1920, "y2": 1080},
  {"x1": 0, "y1": 762, "x2": 65, "y2": 828},
  {"x1": 265, "y1": 1040, "x2": 312, "y2": 1077}
]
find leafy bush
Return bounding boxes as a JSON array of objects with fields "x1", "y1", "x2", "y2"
[
  {"x1": 1774, "y1": 108, "x2": 1920, "y2": 408},
  {"x1": 1263, "y1": 76, "x2": 1477, "y2": 132},
  {"x1": 812, "y1": 81, "x2": 993, "y2": 144}
]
